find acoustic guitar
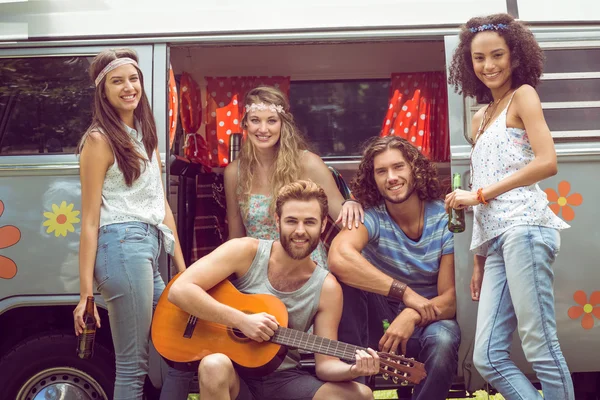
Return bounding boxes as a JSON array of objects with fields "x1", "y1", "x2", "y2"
[{"x1": 151, "y1": 273, "x2": 427, "y2": 385}]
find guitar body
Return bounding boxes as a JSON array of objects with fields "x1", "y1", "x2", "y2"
[{"x1": 152, "y1": 274, "x2": 289, "y2": 376}]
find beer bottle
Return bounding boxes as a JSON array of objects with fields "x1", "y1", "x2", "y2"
[
  {"x1": 77, "y1": 296, "x2": 97, "y2": 359},
  {"x1": 448, "y1": 173, "x2": 466, "y2": 233}
]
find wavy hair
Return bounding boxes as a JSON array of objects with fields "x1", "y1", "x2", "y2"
[
  {"x1": 351, "y1": 136, "x2": 441, "y2": 208},
  {"x1": 448, "y1": 13, "x2": 545, "y2": 104},
  {"x1": 238, "y1": 86, "x2": 309, "y2": 215},
  {"x1": 78, "y1": 48, "x2": 157, "y2": 186}
]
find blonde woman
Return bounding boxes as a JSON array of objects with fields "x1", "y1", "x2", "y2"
[{"x1": 224, "y1": 86, "x2": 363, "y2": 268}]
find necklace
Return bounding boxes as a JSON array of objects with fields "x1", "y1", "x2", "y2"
[
  {"x1": 475, "y1": 88, "x2": 513, "y2": 142},
  {"x1": 409, "y1": 200, "x2": 424, "y2": 241}
]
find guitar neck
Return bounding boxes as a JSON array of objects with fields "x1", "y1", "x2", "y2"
[{"x1": 272, "y1": 327, "x2": 364, "y2": 361}]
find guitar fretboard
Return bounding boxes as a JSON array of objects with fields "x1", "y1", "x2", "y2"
[{"x1": 271, "y1": 327, "x2": 364, "y2": 361}]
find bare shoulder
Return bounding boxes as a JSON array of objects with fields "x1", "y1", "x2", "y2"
[
  {"x1": 227, "y1": 236, "x2": 259, "y2": 254},
  {"x1": 224, "y1": 159, "x2": 239, "y2": 182},
  {"x1": 470, "y1": 105, "x2": 488, "y2": 142},
  {"x1": 319, "y1": 273, "x2": 342, "y2": 303},
  {"x1": 302, "y1": 151, "x2": 325, "y2": 167},
  {"x1": 80, "y1": 130, "x2": 113, "y2": 163},
  {"x1": 512, "y1": 84, "x2": 540, "y2": 105}
]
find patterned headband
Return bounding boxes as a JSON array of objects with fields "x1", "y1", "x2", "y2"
[
  {"x1": 469, "y1": 23, "x2": 508, "y2": 33},
  {"x1": 245, "y1": 102, "x2": 285, "y2": 114},
  {"x1": 94, "y1": 57, "x2": 139, "y2": 87}
]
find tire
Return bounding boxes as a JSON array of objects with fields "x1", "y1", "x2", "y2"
[{"x1": 0, "y1": 332, "x2": 115, "y2": 400}]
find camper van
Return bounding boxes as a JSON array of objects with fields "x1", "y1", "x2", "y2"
[{"x1": 0, "y1": 0, "x2": 599, "y2": 398}]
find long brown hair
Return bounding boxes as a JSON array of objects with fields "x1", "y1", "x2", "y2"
[
  {"x1": 78, "y1": 48, "x2": 158, "y2": 186},
  {"x1": 238, "y1": 86, "x2": 309, "y2": 215},
  {"x1": 351, "y1": 136, "x2": 441, "y2": 208}
]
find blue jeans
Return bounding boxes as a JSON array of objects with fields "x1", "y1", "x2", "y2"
[
  {"x1": 473, "y1": 225, "x2": 574, "y2": 400},
  {"x1": 338, "y1": 284, "x2": 460, "y2": 400}
]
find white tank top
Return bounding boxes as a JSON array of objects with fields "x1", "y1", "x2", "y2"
[
  {"x1": 82, "y1": 123, "x2": 175, "y2": 255},
  {"x1": 470, "y1": 90, "x2": 569, "y2": 255}
]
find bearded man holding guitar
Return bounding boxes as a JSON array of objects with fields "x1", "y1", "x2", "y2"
[{"x1": 158, "y1": 180, "x2": 424, "y2": 400}]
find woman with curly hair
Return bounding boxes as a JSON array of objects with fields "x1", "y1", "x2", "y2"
[
  {"x1": 446, "y1": 13, "x2": 574, "y2": 400},
  {"x1": 224, "y1": 86, "x2": 363, "y2": 268}
]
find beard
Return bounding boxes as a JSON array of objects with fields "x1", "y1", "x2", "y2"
[
  {"x1": 379, "y1": 181, "x2": 416, "y2": 205},
  {"x1": 280, "y1": 231, "x2": 320, "y2": 260}
]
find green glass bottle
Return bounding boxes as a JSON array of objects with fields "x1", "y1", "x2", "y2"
[{"x1": 448, "y1": 173, "x2": 466, "y2": 233}]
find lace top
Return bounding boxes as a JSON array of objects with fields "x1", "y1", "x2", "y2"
[
  {"x1": 470, "y1": 91, "x2": 569, "y2": 255},
  {"x1": 240, "y1": 194, "x2": 328, "y2": 268}
]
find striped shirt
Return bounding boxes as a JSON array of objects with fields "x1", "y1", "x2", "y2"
[{"x1": 363, "y1": 200, "x2": 454, "y2": 302}]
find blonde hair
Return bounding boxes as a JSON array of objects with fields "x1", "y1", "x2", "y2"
[
  {"x1": 275, "y1": 180, "x2": 328, "y2": 222},
  {"x1": 238, "y1": 86, "x2": 309, "y2": 215}
]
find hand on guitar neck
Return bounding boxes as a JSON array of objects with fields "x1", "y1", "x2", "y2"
[{"x1": 151, "y1": 274, "x2": 427, "y2": 385}]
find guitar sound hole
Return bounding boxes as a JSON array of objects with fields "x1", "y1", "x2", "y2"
[{"x1": 231, "y1": 328, "x2": 248, "y2": 340}]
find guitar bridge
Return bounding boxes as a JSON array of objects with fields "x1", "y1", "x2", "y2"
[{"x1": 183, "y1": 316, "x2": 197, "y2": 338}]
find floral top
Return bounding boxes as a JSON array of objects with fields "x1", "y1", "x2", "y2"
[
  {"x1": 240, "y1": 193, "x2": 328, "y2": 268},
  {"x1": 470, "y1": 90, "x2": 569, "y2": 255}
]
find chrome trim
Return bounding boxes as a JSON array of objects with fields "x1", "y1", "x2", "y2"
[
  {"x1": 539, "y1": 40, "x2": 600, "y2": 49},
  {"x1": 553, "y1": 130, "x2": 600, "y2": 138},
  {"x1": 541, "y1": 72, "x2": 600, "y2": 80},
  {"x1": 542, "y1": 101, "x2": 600, "y2": 109},
  {"x1": 0, "y1": 159, "x2": 166, "y2": 172}
]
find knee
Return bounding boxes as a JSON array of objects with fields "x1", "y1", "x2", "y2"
[
  {"x1": 472, "y1": 346, "x2": 493, "y2": 380},
  {"x1": 198, "y1": 354, "x2": 235, "y2": 389},
  {"x1": 424, "y1": 321, "x2": 461, "y2": 362},
  {"x1": 355, "y1": 382, "x2": 374, "y2": 400}
]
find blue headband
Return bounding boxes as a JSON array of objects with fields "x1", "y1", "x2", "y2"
[{"x1": 469, "y1": 23, "x2": 508, "y2": 33}]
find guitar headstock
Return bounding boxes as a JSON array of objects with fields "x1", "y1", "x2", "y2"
[{"x1": 377, "y1": 351, "x2": 427, "y2": 385}]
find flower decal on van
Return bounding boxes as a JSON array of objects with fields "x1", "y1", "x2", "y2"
[
  {"x1": 43, "y1": 201, "x2": 80, "y2": 237},
  {"x1": 568, "y1": 290, "x2": 600, "y2": 330},
  {"x1": 0, "y1": 200, "x2": 21, "y2": 279},
  {"x1": 544, "y1": 181, "x2": 583, "y2": 222}
]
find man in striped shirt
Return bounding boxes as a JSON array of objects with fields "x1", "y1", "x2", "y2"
[{"x1": 329, "y1": 136, "x2": 460, "y2": 400}]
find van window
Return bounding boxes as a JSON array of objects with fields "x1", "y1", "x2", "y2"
[
  {"x1": 0, "y1": 56, "x2": 94, "y2": 155},
  {"x1": 289, "y1": 80, "x2": 389, "y2": 157},
  {"x1": 465, "y1": 44, "x2": 600, "y2": 140}
]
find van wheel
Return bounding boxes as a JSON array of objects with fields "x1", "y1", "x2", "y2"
[{"x1": 0, "y1": 333, "x2": 115, "y2": 400}]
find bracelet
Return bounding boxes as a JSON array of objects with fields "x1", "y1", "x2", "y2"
[
  {"x1": 341, "y1": 199, "x2": 359, "y2": 206},
  {"x1": 388, "y1": 279, "x2": 407, "y2": 301},
  {"x1": 476, "y1": 188, "x2": 488, "y2": 205}
]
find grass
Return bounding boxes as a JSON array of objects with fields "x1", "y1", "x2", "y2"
[{"x1": 187, "y1": 390, "x2": 507, "y2": 399}]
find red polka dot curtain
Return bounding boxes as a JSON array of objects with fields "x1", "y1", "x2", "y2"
[
  {"x1": 180, "y1": 72, "x2": 211, "y2": 167},
  {"x1": 205, "y1": 76, "x2": 290, "y2": 167},
  {"x1": 380, "y1": 72, "x2": 449, "y2": 162}
]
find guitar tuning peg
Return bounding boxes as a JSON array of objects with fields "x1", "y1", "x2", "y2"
[
  {"x1": 382, "y1": 373, "x2": 389, "y2": 380},
  {"x1": 401, "y1": 379, "x2": 409, "y2": 386},
  {"x1": 392, "y1": 376, "x2": 399, "y2": 384}
]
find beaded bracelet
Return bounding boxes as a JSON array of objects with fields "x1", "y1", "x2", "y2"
[{"x1": 477, "y1": 188, "x2": 488, "y2": 205}]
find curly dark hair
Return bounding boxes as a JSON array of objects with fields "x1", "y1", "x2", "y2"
[
  {"x1": 448, "y1": 13, "x2": 545, "y2": 103},
  {"x1": 351, "y1": 136, "x2": 441, "y2": 209}
]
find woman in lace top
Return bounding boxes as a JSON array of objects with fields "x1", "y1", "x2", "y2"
[
  {"x1": 224, "y1": 86, "x2": 364, "y2": 269},
  {"x1": 445, "y1": 13, "x2": 574, "y2": 400}
]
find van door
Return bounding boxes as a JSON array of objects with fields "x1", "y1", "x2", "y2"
[
  {"x1": 0, "y1": 44, "x2": 154, "y2": 399},
  {"x1": 445, "y1": 31, "x2": 600, "y2": 393}
]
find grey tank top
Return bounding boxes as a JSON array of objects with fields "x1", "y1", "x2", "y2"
[{"x1": 231, "y1": 239, "x2": 329, "y2": 371}]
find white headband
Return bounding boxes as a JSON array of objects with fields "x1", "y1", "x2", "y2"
[
  {"x1": 245, "y1": 102, "x2": 285, "y2": 114},
  {"x1": 94, "y1": 57, "x2": 139, "y2": 87}
]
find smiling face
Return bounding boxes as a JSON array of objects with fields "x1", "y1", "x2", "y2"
[
  {"x1": 103, "y1": 63, "x2": 142, "y2": 120},
  {"x1": 245, "y1": 108, "x2": 282, "y2": 150},
  {"x1": 373, "y1": 148, "x2": 416, "y2": 205},
  {"x1": 470, "y1": 31, "x2": 513, "y2": 93},
  {"x1": 276, "y1": 199, "x2": 324, "y2": 260}
]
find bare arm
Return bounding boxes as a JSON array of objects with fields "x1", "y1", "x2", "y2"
[
  {"x1": 481, "y1": 85, "x2": 558, "y2": 200},
  {"x1": 428, "y1": 253, "x2": 456, "y2": 321},
  {"x1": 168, "y1": 237, "x2": 278, "y2": 342},
  {"x1": 447, "y1": 86, "x2": 558, "y2": 210},
  {"x1": 313, "y1": 275, "x2": 379, "y2": 381},
  {"x1": 328, "y1": 223, "x2": 440, "y2": 324},
  {"x1": 74, "y1": 131, "x2": 112, "y2": 333},
  {"x1": 156, "y1": 150, "x2": 186, "y2": 273},
  {"x1": 224, "y1": 160, "x2": 246, "y2": 239},
  {"x1": 303, "y1": 152, "x2": 364, "y2": 229}
]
